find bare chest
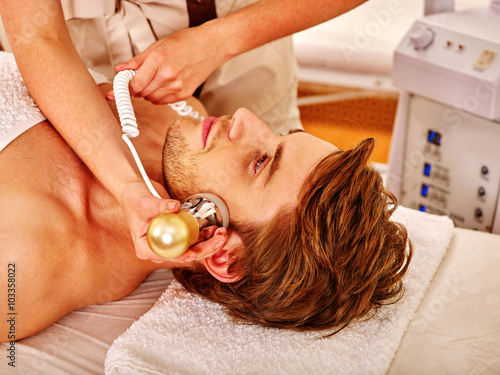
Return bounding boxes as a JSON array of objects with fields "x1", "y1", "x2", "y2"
[{"x1": 0, "y1": 123, "x2": 151, "y2": 306}]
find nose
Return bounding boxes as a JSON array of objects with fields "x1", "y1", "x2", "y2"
[
  {"x1": 228, "y1": 108, "x2": 271, "y2": 142},
  {"x1": 228, "y1": 108, "x2": 248, "y2": 142}
]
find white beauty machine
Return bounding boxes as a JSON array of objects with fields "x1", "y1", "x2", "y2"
[{"x1": 387, "y1": 0, "x2": 500, "y2": 233}]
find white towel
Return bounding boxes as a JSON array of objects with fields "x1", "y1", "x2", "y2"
[
  {"x1": 0, "y1": 51, "x2": 110, "y2": 152},
  {"x1": 0, "y1": 51, "x2": 46, "y2": 151},
  {"x1": 105, "y1": 207, "x2": 454, "y2": 375}
]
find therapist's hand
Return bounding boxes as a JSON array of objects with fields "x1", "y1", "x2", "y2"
[
  {"x1": 122, "y1": 181, "x2": 228, "y2": 263},
  {"x1": 114, "y1": 25, "x2": 228, "y2": 105}
]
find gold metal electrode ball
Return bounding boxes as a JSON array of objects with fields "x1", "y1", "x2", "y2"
[{"x1": 146, "y1": 211, "x2": 200, "y2": 258}]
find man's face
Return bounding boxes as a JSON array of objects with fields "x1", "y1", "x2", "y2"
[{"x1": 162, "y1": 108, "x2": 336, "y2": 226}]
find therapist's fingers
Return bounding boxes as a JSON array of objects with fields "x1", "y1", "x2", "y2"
[
  {"x1": 129, "y1": 64, "x2": 159, "y2": 97},
  {"x1": 114, "y1": 26, "x2": 220, "y2": 104},
  {"x1": 133, "y1": 72, "x2": 170, "y2": 99},
  {"x1": 144, "y1": 87, "x2": 186, "y2": 105},
  {"x1": 195, "y1": 226, "x2": 222, "y2": 245},
  {"x1": 149, "y1": 94, "x2": 187, "y2": 106},
  {"x1": 117, "y1": 40, "x2": 196, "y2": 101},
  {"x1": 115, "y1": 47, "x2": 159, "y2": 95},
  {"x1": 106, "y1": 90, "x2": 115, "y2": 101},
  {"x1": 181, "y1": 227, "x2": 228, "y2": 263},
  {"x1": 145, "y1": 227, "x2": 226, "y2": 264},
  {"x1": 121, "y1": 180, "x2": 183, "y2": 263},
  {"x1": 133, "y1": 197, "x2": 182, "y2": 264},
  {"x1": 133, "y1": 59, "x2": 186, "y2": 100},
  {"x1": 104, "y1": 74, "x2": 173, "y2": 102},
  {"x1": 107, "y1": 87, "x2": 183, "y2": 105}
]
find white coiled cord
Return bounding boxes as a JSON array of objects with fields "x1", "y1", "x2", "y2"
[{"x1": 113, "y1": 70, "x2": 205, "y2": 199}]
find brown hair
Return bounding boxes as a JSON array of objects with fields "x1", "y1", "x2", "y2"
[{"x1": 173, "y1": 138, "x2": 412, "y2": 335}]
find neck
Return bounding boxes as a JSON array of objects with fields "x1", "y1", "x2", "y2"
[{"x1": 132, "y1": 128, "x2": 166, "y2": 187}]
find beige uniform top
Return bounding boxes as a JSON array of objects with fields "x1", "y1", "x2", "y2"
[{"x1": 0, "y1": 0, "x2": 301, "y2": 134}]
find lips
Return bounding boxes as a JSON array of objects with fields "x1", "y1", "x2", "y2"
[{"x1": 201, "y1": 116, "x2": 216, "y2": 148}]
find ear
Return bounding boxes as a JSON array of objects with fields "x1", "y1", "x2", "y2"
[{"x1": 203, "y1": 232, "x2": 244, "y2": 283}]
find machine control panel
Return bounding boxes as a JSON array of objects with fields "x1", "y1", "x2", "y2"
[
  {"x1": 400, "y1": 96, "x2": 500, "y2": 232},
  {"x1": 389, "y1": 5, "x2": 500, "y2": 233}
]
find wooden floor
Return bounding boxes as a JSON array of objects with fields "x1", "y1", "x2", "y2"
[{"x1": 298, "y1": 81, "x2": 399, "y2": 164}]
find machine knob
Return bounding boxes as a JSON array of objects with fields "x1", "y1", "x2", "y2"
[
  {"x1": 478, "y1": 187, "x2": 486, "y2": 197},
  {"x1": 409, "y1": 25, "x2": 435, "y2": 50},
  {"x1": 475, "y1": 208, "x2": 483, "y2": 219}
]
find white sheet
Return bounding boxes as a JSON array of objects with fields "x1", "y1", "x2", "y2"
[{"x1": 0, "y1": 270, "x2": 173, "y2": 374}]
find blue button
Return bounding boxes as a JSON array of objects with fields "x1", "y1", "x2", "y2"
[
  {"x1": 419, "y1": 204, "x2": 427, "y2": 212},
  {"x1": 427, "y1": 130, "x2": 442, "y2": 145},
  {"x1": 421, "y1": 184, "x2": 429, "y2": 197},
  {"x1": 424, "y1": 163, "x2": 432, "y2": 176}
]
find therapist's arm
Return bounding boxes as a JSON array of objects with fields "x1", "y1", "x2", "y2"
[
  {"x1": 118, "y1": 0, "x2": 367, "y2": 103},
  {"x1": 0, "y1": 0, "x2": 181, "y2": 262},
  {"x1": 215, "y1": 0, "x2": 368, "y2": 58}
]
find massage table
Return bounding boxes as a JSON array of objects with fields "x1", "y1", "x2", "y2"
[
  {"x1": 1, "y1": 207, "x2": 499, "y2": 374},
  {"x1": 389, "y1": 227, "x2": 500, "y2": 374}
]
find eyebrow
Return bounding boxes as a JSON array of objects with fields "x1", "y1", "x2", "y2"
[{"x1": 264, "y1": 141, "x2": 285, "y2": 187}]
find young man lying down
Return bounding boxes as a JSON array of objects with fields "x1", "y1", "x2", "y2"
[{"x1": 0, "y1": 64, "x2": 412, "y2": 342}]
